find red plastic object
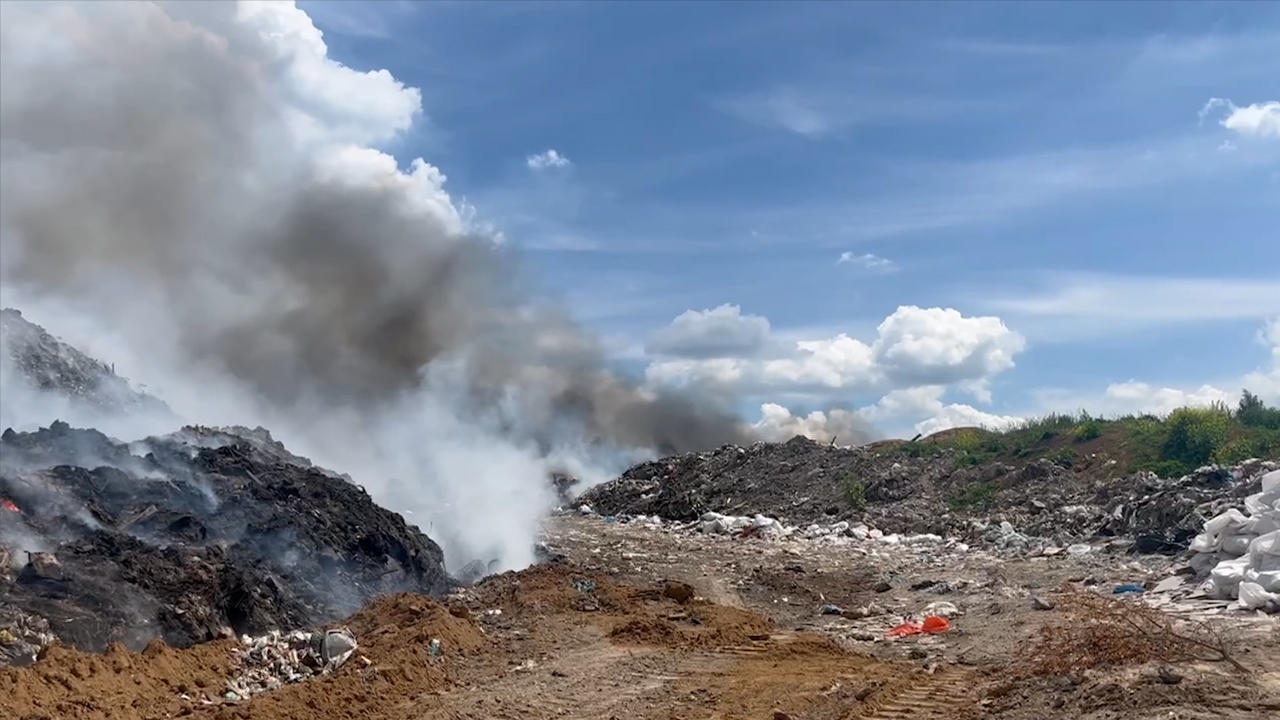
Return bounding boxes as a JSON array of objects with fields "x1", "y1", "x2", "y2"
[
  {"x1": 922, "y1": 616, "x2": 951, "y2": 634},
  {"x1": 887, "y1": 622, "x2": 923, "y2": 638}
]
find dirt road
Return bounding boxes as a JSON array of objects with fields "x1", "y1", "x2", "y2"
[{"x1": 4, "y1": 513, "x2": 1277, "y2": 720}]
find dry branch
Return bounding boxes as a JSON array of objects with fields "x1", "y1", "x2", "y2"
[{"x1": 1021, "y1": 588, "x2": 1248, "y2": 676}]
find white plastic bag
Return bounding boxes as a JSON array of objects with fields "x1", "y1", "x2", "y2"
[
  {"x1": 1262, "y1": 469, "x2": 1280, "y2": 494},
  {"x1": 1204, "y1": 509, "x2": 1251, "y2": 535},
  {"x1": 1221, "y1": 533, "x2": 1257, "y2": 557},
  {"x1": 1237, "y1": 581, "x2": 1279, "y2": 610}
]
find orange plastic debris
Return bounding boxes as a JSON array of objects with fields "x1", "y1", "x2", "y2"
[
  {"x1": 887, "y1": 622, "x2": 923, "y2": 638},
  {"x1": 887, "y1": 616, "x2": 952, "y2": 638},
  {"x1": 922, "y1": 615, "x2": 951, "y2": 634}
]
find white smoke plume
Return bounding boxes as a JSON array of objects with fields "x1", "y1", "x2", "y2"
[{"x1": 0, "y1": 1, "x2": 748, "y2": 573}]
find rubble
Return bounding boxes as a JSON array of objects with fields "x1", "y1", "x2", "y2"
[
  {"x1": 224, "y1": 627, "x2": 360, "y2": 700},
  {"x1": 579, "y1": 437, "x2": 1279, "y2": 554},
  {"x1": 0, "y1": 421, "x2": 453, "y2": 662},
  {"x1": 0, "y1": 606, "x2": 56, "y2": 667}
]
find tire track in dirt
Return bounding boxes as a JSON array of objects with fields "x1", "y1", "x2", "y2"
[{"x1": 854, "y1": 668, "x2": 979, "y2": 719}]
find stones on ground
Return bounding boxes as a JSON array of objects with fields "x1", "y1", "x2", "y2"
[{"x1": 1032, "y1": 596, "x2": 1056, "y2": 611}]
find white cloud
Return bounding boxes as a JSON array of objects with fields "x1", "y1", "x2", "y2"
[
  {"x1": 645, "y1": 305, "x2": 1025, "y2": 395},
  {"x1": 646, "y1": 304, "x2": 771, "y2": 359},
  {"x1": 985, "y1": 275, "x2": 1280, "y2": 340},
  {"x1": 1201, "y1": 98, "x2": 1280, "y2": 139},
  {"x1": 527, "y1": 149, "x2": 571, "y2": 170},
  {"x1": 1102, "y1": 382, "x2": 1233, "y2": 415},
  {"x1": 718, "y1": 86, "x2": 995, "y2": 140},
  {"x1": 237, "y1": 0, "x2": 423, "y2": 148},
  {"x1": 749, "y1": 384, "x2": 1021, "y2": 444},
  {"x1": 863, "y1": 385, "x2": 1021, "y2": 436},
  {"x1": 750, "y1": 403, "x2": 875, "y2": 444},
  {"x1": 1032, "y1": 318, "x2": 1280, "y2": 416},
  {"x1": 837, "y1": 252, "x2": 898, "y2": 273},
  {"x1": 1242, "y1": 319, "x2": 1280, "y2": 404}
]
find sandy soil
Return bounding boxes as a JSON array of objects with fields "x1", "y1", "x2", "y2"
[{"x1": 4, "y1": 513, "x2": 1277, "y2": 720}]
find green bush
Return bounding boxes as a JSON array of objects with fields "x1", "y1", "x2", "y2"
[
  {"x1": 1142, "y1": 459, "x2": 1194, "y2": 479},
  {"x1": 1071, "y1": 420, "x2": 1104, "y2": 443},
  {"x1": 947, "y1": 482, "x2": 998, "y2": 511},
  {"x1": 841, "y1": 475, "x2": 867, "y2": 511},
  {"x1": 1161, "y1": 406, "x2": 1232, "y2": 468},
  {"x1": 1047, "y1": 447, "x2": 1078, "y2": 468},
  {"x1": 1213, "y1": 428, "x2": 1280, "y2": 464},
  {"x1": 948, "y1": 429, "x2": 986, "y2": 453},
  {"x1": 1238, "y1": 390, "x2": 1280, "y2": 430},
  {"x1": 954, "y1": 450, "x2": 992, "y2": 468}
]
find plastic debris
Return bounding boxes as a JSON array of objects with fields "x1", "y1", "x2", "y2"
[
  {"x1": 225, "y1": 627, "x2": 360, "y2": 700},
  {"x1": 887, "y1": 615, "x2": 951, "y2": 638},
  {"x1": 1113, "y1": 584, "x2": 1145, "y2": 595}
]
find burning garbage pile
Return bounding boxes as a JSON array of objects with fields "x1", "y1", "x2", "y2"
[{"x1": 0, "y1": 420, "x2": 453, "y2": 665}]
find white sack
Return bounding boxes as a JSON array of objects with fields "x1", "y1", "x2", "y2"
[{"x1": 1237, "y1": 581, "x2": 1279, "y2": 610}]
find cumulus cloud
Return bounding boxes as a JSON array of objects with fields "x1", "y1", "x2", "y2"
[
  {"x1": 863, "y1": 385, "x2": 1021, "y2": 436},
  {"x1": 750, "y1": 403, "x2": 877, "y2": 445},
  {"x1": 526, "y1": 149, "x2": 571, "y2": 170},
  {"x1": 645, "y1": 304, "x2": 772, "y2": 359},
  {"x1": 748, "y1": 383, "x2": 1019, "y2": 444},
  {"x1": 837, "y1": 252, "x2": 898, "y2": 273},
  {"x1": 1200, "y1": 98, "x2": 1280, "y2": 139},
  {"x1": 646, "y1": 305, "x2": 1025, "y2": 395}
]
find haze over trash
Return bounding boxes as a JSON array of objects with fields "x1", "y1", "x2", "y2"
[{"x1": 0, "y1": 0, "x2": 783, "y2": 572}]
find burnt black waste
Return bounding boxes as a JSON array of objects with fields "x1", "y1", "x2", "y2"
[{"x1": 0, "y1": 421, "x2": 451, "y2": 655}]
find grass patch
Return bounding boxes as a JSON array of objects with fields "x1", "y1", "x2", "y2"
[
  {"x1": 907, "y1": 390, "x2": 1280, "y2": 476},
  {"x1": 947, "y1": 481, "x2": 998, "y2": 512},
  {"x1": 894, "y1": 441, "x2": 943, "y2": 459}
]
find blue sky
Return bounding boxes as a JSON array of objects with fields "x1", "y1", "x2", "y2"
[{"x1": 299, "y1": 0, "x2": 1279, "y2": 438}]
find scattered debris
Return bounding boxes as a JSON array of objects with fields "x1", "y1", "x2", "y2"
[{"x1": 226, "y1": 627, "x2": 359, "y2": 700}]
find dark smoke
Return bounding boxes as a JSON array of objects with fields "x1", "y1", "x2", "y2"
[{"x1": 0, "y1": 0, "x2": 749, "y2": 454}]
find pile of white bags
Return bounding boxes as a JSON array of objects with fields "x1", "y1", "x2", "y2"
[{"x1": 1190, "y1": 469, "x2": 1280, "y2": 611}]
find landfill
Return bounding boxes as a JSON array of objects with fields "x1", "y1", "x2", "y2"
[{"x1": 579, "y1": 438, "x2": 1279, "y2": 560}]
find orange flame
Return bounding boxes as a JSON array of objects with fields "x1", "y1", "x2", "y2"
[{"x1": 1, "y1": 499, "x2": 18, "y2": 513}]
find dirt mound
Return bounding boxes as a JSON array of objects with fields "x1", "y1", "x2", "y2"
[
  {"x1": 344, "y1": 594, "x2": 490, "y2": 658},
  {"x1": 0, "y1": 421, "x2": 451, "y2": 657},
  {"x1": 578, "y1": 436, "x2": 1278, "y2": 551},
  {"x1": 0, "y1": 593, "x2": 485, "y2": 720},
  {"x1": 473, "y1": 563, "x2": 638, "y2": 615},
  {"x1": 608, "y1": 602, "x2": 774, "y2": 650},
  {"x1": 0, "y1": 639, "x2": 236, "y2": 720}
]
